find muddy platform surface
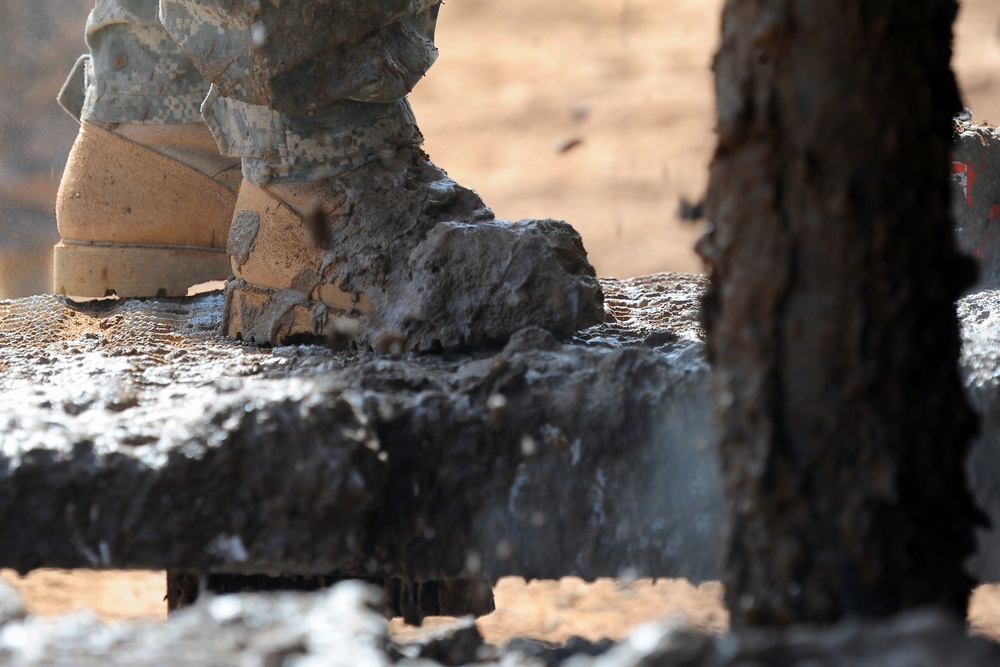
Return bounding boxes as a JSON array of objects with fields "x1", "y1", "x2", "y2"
[
  {"x1": 0, "y1": 274, "x2": 718, "y2": 583},
  {"x1": 7, "y1": 273, "x2": 1000, "y2": 586}
]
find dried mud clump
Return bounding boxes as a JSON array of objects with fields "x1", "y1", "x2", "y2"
[{"x1": 224, "y1": 147, "x2": 605, "y2": 351}]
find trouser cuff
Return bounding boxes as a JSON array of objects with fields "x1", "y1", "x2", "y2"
[
  {"x1": 79, "y1": 22, "x2": 210, "y2": 124},
  {"x1": 201, "y1": 87, "x2": 424, "y2": 186}
]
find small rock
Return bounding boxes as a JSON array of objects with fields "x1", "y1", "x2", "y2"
[
  {"x1": 394, "y1": 617, "x2": 485, "y2": 666},
  {"x1": 0, "y1": 580, "x2": 26, "y2": 625}
]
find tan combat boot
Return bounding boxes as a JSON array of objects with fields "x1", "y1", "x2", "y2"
[
  {"x1": 223, "y1": 146, "x2": 604, "y2": 351},
  {"x1": 54, "y1": 122, "x2": 241, "y2": 298}
]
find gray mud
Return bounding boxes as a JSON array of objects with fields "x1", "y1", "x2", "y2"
[
  {"x1": 5, "y1": 275, "x2": 1000, "y2": 662},
  {"x1": 7, "y1": 274, "x2": 1000, "y2": 584},
  {"x1": 0, "y1": 274, "x2": 715, "y2": 583},
  {"x1": 335, "y1": 148, "x2": 603, "y2": 351},
  {"x1": 224, "y1": 147, "x2": 605, "y2": 351}
]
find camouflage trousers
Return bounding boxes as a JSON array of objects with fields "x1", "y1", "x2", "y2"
[{"x1": 60, "y1": 0, "x2": 441, "y2": 184}]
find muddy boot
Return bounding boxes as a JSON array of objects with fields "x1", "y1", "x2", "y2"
[
  {"x1": 162, "y1": 0, "x2": 606, "y2": 349},
  {"x1": 221, "y1": 144, "x2": 604, "y2": 351},
  {"x1": 53, "y1": 5, "x2": 239, "y2": 298}
]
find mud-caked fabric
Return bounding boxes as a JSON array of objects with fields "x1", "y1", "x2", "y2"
[
  {"x1": 64, "y1": 0, "x2": 442, "y2": 183},
  {"x1": 202, "y1": 90, "x2": 423, "y2": 185},
  {"x1": 77, "y1": 0, "x2": 211, "y2": 124},
  {"x1": 158, "y1": 0, "x2": 441, "y2": 113},
  {"x1": 159, "y1": 0, "x2": 442, "y2": 185}
]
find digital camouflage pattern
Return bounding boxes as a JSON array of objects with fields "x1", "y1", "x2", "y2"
[
  {"x1": 158, "y1": 0, "x2": 441, "y2": 112},
  {"x1": 66, "y1": 0, "x2": 441, "y2": 183},
  {"x1": 201, "y1": 90, "x2": 423, "y2": 185},
  {"x1": 82, "y1": 0, "x2": 209, "y2": 124}
]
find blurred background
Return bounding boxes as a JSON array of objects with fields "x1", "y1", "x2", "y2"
[
  {"x1": 0, "y1": 1, "x2": 90, "y2": 297},
  {"x1": 0, "y1": 0, "x2": 998, "y2": 298}
]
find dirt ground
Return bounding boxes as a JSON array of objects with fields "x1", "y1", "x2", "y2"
[
  {"x1": 0, "y1": 570, "x2": 729, "y2": 643},
  {"x1": 4, "y1": 0, "x2": 1000, "y2": 647}
]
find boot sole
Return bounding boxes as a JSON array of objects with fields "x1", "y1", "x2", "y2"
[
  {"x1": 53, "y1": 241, "x2": 230, "y2": 298},
  {"x1": 224, "y1": 280, "x2": 363, "y2": 346}
]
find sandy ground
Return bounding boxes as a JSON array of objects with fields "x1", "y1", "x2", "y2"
[
  {"x1": 0, "y1": 568, "x2": 732, "y2": 644},
  {"x1": 2, "y1": 569, "x2": 1000, "y2": 645},
  {"x1": 0, "y1": 570, "x2": 729, "y2": 643},
  {"x1": 4, "y1": 0, "x2": 1000, "y2": 648}
]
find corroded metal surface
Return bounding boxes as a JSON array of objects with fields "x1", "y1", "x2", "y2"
[{"x1": 0, "y1": 273, "x2": 720, "y2": 582}]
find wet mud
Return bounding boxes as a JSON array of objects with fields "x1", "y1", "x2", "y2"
[
  {"x1": 0, "y1": 274, "x2": 715, "y2": 584},
  {"x1": 7, "y1": 273, "x2": 1000, "y2": 585},
  {"x1": 224, "y1": 147, "x2": 605, "y2": 352}
]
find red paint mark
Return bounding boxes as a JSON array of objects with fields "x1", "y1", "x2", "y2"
[
  {"x1": 990, "y1": 204, "x2": 1000, "y2": 221},
  {"x1": 952, "y1": 161, "x2": 978, "y2": 207},
  {"x1": 966, "y1": 162, "x2": 979, "y2": 207},
  {"x1": 953, "y1": 163, "x2": 970, "y2": 208}
]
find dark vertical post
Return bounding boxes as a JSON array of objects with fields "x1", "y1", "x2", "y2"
[{"x1": 699, "y1": 0, "x2": 982, "y2": 628}]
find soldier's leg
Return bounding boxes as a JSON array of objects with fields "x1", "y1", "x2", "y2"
[
  {"x1": 153, "y1": 2, "x2": 585, "y2": 622},
  {"x1": 159, "y1": 0, "x2": 604, "y2": 351},
  {"x1": 54, "y1": 0, "x2": 241, "y2": 298}
]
